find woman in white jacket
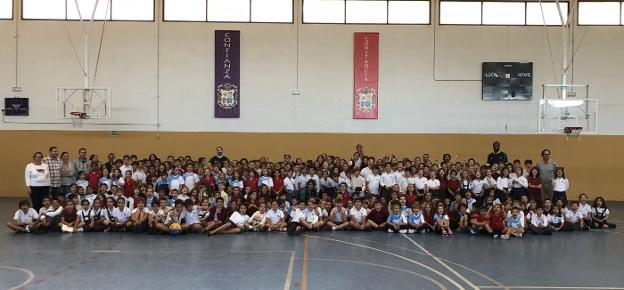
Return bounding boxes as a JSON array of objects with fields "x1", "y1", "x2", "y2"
[{"x1": 25, "y1": 152, "x2": 51, "y2": 211}]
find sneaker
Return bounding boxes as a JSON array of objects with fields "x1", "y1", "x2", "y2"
[
  {"x1": 24, "y1": 225, "x2": 30, "y2": 233},
  {"x1": 493, "y1": 234, "x2": 499, "y2": 239},
  {"x1": 514, "y1": 233, "x2": 523, "y2": 238},
  {"x1": 332, "y1": 227, "x2": 336, "y2": 231},
  {"x1": 399, "y1": 229, "x2": 408, "y2": 234},
  {"x1": 388, "y1": 229, "x2": 394, "y2": 233},
  {"x1": 420, "y1": 229, "x2": 428, "y2": 234},
  {"x1": 408, "y1": 229, "x2": 415, "y2": 234},
  {"x1": 501, "y1": 234, "x2": 510, "y2": 240},
  {"x1": 442, "y1": 230, "x2": 448, "y2": 235},
  {"x1": 77, "y1": 228, "x2": 84, "y2": 232},
  {"x1": 470, "y1": 228, "x2": 477, "y2": 235}
]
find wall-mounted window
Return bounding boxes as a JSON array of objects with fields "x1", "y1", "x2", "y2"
[
  {"x1": 23, "y1": 0, "x2": 154, "y2": 21},
  {"x1": 578, "y1": 1, "x2": 622, "y2": 25},
  {"x1": 440, "y1": 1, "x2": 569, "y2": 25},
  {"x1": 0, "y1": 0, "x2": 12, "y2": 19},
  {"x1": 163, "y1": 0, "x2": 293, "y2": 23},
  {"x1": 303, "y1": 0, "x2": 431, "y2": 24}
]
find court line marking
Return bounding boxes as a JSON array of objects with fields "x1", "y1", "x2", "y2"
[
  {"x1": 229, "y1": 250, "x2": 297, "y2": 290},
  {"x1": 301, "y1": 235, "x2": 309, "y2": 290},
  {"x1": 334, "y1": 235, "x2": 505, "y2": 288},
  {"x1": 306, "y1": 234, "x2": 465, "y2": 290},
  {"x1": 284, "y1": 251, "x2": 296, "y2": 290},
  {"x1": 0, "y1": 265, "x2": 35, "y2": 290},
  {"x1": 91, "y1": 250, "x2": 121, "y2": 253},
  {"x1": 478, "y1": 286, "x2": 624, "y2": 289},
  {"x1": 402, "y1": 234, "x2": 480, "y2": 290},
  {"x1": 299, "y1": 257, "x2": 447, "y2": 290}
]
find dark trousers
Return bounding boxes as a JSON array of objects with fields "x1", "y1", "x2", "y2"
[
  {"x1": 385, "y1": 223, "x2": 408, "y2": 233},
  {"x1": 510, "y1": 188, "x2": 527, "y2": 201},
  {"x1": 50, "y1": 187, "x2": 62, "y2": 200},
  {"x1": 29, "y1": 186, "x2": 49, "y2": 211},
  {"x1": 553, "y1": 191, "x2": 568, "y2": 206},
  {"x1": 529, "y1": 224, "x2": 553, "y2": 235}
]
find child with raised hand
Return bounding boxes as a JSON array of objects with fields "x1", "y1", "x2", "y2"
[
  {"x1": 349, "y1": 199, "x2": 368, "y2": 231},
  {"x1": 547, "y1": 205, "x2": 565, "y2": 232},
  {"x1": 591, "y1": 197, "x2": 616, "y2": 229},
  {"x1": 327, "y1": 198, "x2": 349, "y2": 231},
  {"x1": 529, "y1": 206, "x2": 552, "y2": 235},
  {"x1": 76, "y1": 199, "x2": 94, "y2": 232},
  {"x1": 385, "y1": 201, "x2": 408, "y2": 233},
  {"x1": 433, "y1": 203, "x2": 453, "y2": 237},
  {"x1": 408, "y1": 201, "x2": 426, "y2": 234},
  {"x1": 502, "y1": 207, "x2": 525, "y2": 239},
  {"x1": 6, "y1": 200, "x2": 39, "y2": 233},
  {"x1": 247, "y1": 202, "x2": 268, "y2": 232},
  {"x1": 210, "y1": 204, "x2": 250, "y2": 235},
  {"x1": 58, "y1": 200, "x2": 79, "y2": 233}
]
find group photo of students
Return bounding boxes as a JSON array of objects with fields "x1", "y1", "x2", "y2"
[{"x1": 10, "y1": 143, "x2": 616, "y2": 239}]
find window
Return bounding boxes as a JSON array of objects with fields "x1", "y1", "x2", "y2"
[
  {"x1": 388, "y1": 1, "x2": 430, "y2": 24},
  {"x1": 526, "y1": 2, "x2": 568, "y2": 25},
  {"x1": 440, "y1": 1, "x2": 569, "y2": 25},
  {"x1": 304, "y1": 0, "x2": 430, "y2": 24},
  {"x1": 440, "y1": 1, "x2": 481, "y2": 24},
  {"x1": 23, "y1": 0, "x2": 155, "y2": 21},
  {"x1": 111, "y1": 0, "x2": 154, "y2": 21},
  {"x1": 578, "y1": 1, "x2": 621, "y2": 25},
  {"x1": 482, "y1": 2, "x2": 525, "y2": 25},
  {"x1": 0, "y1": 0, "x2": 12, "y2": 19},
  {"x1": 251, "y1": 0, "x2": 293, "y2": 22},
  {"x1": 164, "y1": 0, "x2": 292, "y2": 22}
]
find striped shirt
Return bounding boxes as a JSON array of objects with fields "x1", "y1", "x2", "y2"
[{"x1": 43, "y1": 156, "x2": 62, "y2": 187}]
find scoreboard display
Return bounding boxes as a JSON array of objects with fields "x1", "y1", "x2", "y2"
[{"x1": 482, "y1": 62, "x2": 533, "y2": 101}]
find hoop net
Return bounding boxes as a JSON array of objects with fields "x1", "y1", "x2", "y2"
[{"x1": 70, "y1": 112, "x2": 88, "y2": 128}]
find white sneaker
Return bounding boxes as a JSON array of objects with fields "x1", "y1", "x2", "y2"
[
  {"x1": 77, "y1": 228, "x2": 84, "y2": 232},
  {"x1": 24, "y1": 225, "x2": 30, "y2": 233},
  {"x1": 501, "y1": 234, "x2": 510, "y2": 240},
  {"x1": 493, "y1": 234, "x2": 499, "y2": 239},
  {"x1": 399, "y1": 229, "x2": 408, "y2": 234},
  {"x1": 470, "y1": 228, "x2": 477, "y2": 235},
  {"x1": 408, "y1": 229, "x2": 415, "y2": 234},
  {"x1": 515, "y1": 233, "x2": 523, "y2": 238},
  {"x1": 332, "y1": 227, "x2": 336, "y2": 231},
  {"x1": 420, "y1": 229, "x2": 428, "y2": 234},
  {"x1": 388, "y1": 229, "x2": 394, "y2": 233}
]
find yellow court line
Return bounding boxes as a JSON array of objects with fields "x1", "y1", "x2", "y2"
[{"x1": 302, "y1": 235, "x2": 309, "y2": 290}]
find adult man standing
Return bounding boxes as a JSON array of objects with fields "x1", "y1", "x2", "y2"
[
  {"x1": 43, "y1": 146, "x2": 62, "y2": 199},
  {"x1": 487, "y1": 141, "x2": 508, "y2": 165},
  {"x1": 537, "y1": 149, "x2": 558, "y2": 201},
  {"x1": 73, "y1": 147, "x2": 92, "y2": 178},
  {"x1": 209, "y1": 146, "x2": 229, "y2": 167}
]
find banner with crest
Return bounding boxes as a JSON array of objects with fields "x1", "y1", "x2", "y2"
[
  {"x1": 215, "y1": 30, "x2": 240, "y2": 118},
  {"x1": 353, "y1": 32, "x2": 379, "y2": 119}
]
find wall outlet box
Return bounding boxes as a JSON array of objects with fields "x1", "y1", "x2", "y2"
[{"x1": 11, "y1": 87, "x2": 23, "y2": 92}]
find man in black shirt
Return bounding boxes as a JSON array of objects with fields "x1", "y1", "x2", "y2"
[
  {"x1": 209, "y1": 146, "x2": 229, "y2": 167},
  {"x1": 487, "y1": 141, "x2": 508, "y2": 165}
]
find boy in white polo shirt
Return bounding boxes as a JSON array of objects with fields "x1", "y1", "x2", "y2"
[
  {"x1": 349, "y1": 199, "x2": 368, "y2": 231},
  {"x1": 6, "y1": 200, "x2": 39, "y2": 233}
]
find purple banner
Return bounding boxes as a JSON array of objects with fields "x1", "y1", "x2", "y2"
[{"x1": 215, "y1": 30, "x2": 240, "y2": 118}]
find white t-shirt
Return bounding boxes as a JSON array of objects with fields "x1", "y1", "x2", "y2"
[
  {"x1": 112, "y1": 207, "x2": 132, "y2": 223},
  {"x1": 14, "y1": 208, "x2": 39, "y2": 224},
  {"x1": 578, "y1": 203, "x2": 592, "y2": 219},
  {"x1": 77, "y1": 209, "x2": 94, "y2": 223},
  {"x1": 530, "y1": 214, "x2": 548, "y2": 227},
  {"x1": 229, "y1": 211, "x2": 250, "y2": 227},
  {"x1": 183, "y1": 208, "x2": 201, "y2": 225},
  {"x1": 267, "y1": 208, "x2": 285, "y2": 224},
  {"x1": 414, "y1": 177, "x2": 428, "y2": 191},
  {"x1": 553, "y1": 178, "x2": 569, "y2": 192},
  {"x1": 303, "y1": 208, "x2": 319, "y2": 223},
  {"x1": 290, "y1": 208, "x2": 305, "y2": 223},
  {"x1": 380, "y1": 172, "x2": 396, "y2": 187},
  {"x1": 25, "y1": 163, "x2": 51, "y2": 187},
  {"x1": 565, "y1": 209, "x2": 583, "y2": 224},
  {"x1": 426, "y1": 179, "x2": 440, "y2": 190},
  {"x1": 366, "y1": 174, "x2": 381, "y2": 195},
  {"x1": 349, "y1": 207, "x2": 368, "y2": 224},
  {"x1": 469, "y1": 179, "x2": 485, "y2": 194},
  {"x1": 547, "y1": 214, "x2": 563, "y2": 225}
]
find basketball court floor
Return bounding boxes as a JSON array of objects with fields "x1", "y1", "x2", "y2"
[{"x1": 1, "y1": 198, "x2": 623, "y2": 290}]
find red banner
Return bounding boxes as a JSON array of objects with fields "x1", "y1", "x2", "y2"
[{"x1": 353, "y1": 32, "x2": 379, "y2": 119}]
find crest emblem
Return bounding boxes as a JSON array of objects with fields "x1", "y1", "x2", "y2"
[
  {"x1": 217, "y1": 83, "x2": 238, "y2": 109},
  {"x1": 356, "y1": 87, "x2": 376, "y2": 112}
]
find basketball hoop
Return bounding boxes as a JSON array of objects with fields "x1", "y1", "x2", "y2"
[
  {"x1": 70, "y1": 111, "x2": 89, "y2": 128},
  {"x1": 563, "y1": 126, "x2": 583, "y2": 140}
]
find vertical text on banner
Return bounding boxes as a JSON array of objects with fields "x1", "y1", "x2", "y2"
[
  {"x1": 215, "y1": 30, "x2": 241, "y2": 118},
  {"x1": 353, "y1": 32, "x2": 379, "y2": 119}
]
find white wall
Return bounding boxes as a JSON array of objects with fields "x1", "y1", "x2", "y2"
[{"x1": 0, "y1": 0, "x2": 622, "y2": 134}]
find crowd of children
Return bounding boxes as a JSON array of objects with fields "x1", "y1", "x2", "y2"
[{"x1": 10, "y1": 147, "x2": 617, "y2": 239}]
